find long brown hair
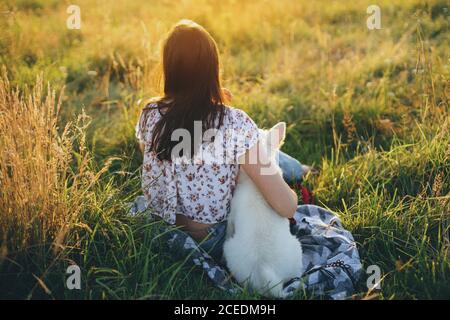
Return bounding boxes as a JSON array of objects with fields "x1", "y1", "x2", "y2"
[{"x1": 149, "y1": 19, "x2": 226, "y2": 161}]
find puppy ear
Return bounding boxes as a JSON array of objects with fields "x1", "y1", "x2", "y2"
[{"x1": 268, "y1": 122, "x2": 286, "y2": 149}]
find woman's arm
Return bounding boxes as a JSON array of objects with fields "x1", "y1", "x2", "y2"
[{"x1": 240, "y1": 142, "x2": 298, "y2": 219}]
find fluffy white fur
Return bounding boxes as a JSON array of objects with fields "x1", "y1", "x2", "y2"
[{"x1": 223, "y1": 122, "x2": 303, "y2": 298}]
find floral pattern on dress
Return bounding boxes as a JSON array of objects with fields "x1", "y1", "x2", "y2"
[{"x1": 136, "y1": 103, "x2": 260, "y2": 225}]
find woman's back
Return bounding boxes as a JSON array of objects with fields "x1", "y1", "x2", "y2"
[{"x1": 136, "y1": 102, "x2": 260, "y2": 225}]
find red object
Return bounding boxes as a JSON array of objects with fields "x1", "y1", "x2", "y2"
[
  {"x1": 301, "y1": 185, "x2": 313, "y2": 204},
  {"x1": 289, "y1": 183, "x2": 314, "y2": 226},
  {"x1": 293, "y1": 182, "x2": 313, "y2": 205}
]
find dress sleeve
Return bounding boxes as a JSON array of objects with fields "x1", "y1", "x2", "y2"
[
  {"x1": 230, "y1": 108, "x2": 260, "y2": 162},
  {"x1": 135, "y1": 103, "x2": 158, "y2": 144}
]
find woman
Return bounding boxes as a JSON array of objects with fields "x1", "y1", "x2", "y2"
[
  {"x1": 134, "y1": 20, "x2": 361, "y2": 298},
  {"x1": 136, "y1": 20, "x2": 297, "y2": 242}
]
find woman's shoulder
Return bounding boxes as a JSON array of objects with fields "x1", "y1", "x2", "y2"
[
  {"x1": 141, "y1": 97, "x2": 163, "y2": 111},
  {"x1": 223, "y1": 106, "x2": 257, "y2": 128},
  {"x1": 137, "y1": 98, "x2": 163, "y2": 133},
  {"x1": 223, "y1": 105, "x2": 253, "y2": 121}
]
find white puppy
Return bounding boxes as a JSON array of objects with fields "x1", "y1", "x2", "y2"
[{"x1": 223, "y1": 122, "x2": 303, "y2": 298}]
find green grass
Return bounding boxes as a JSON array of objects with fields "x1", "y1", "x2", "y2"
[{"x1": 0, "y1": 0, "x2": 448, "y2": 299}]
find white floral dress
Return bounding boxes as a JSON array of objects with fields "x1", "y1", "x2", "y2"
[{"x1": 135, "y1": 103, "x2": 260, "y2": 224}]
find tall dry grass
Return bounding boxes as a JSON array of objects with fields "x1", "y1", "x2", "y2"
[{"x1": 0, "y1": 68, "x2": 108, "y2": 259}]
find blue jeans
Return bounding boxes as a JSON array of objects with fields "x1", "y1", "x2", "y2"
[{"x1": 277, "y1": 150, "x2": 306, "y2": 184}]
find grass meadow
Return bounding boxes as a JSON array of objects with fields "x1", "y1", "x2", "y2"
[{"x1": 0, "y1": 0, "x2": 449, "y2": 299}]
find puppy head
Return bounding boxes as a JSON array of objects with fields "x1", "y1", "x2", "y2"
[
  {"x1": 239, "y1": 122, "x2": 286, "y2": 181},
  {"x1": 261, "y1": 122, "x2": 286, "y2": 152},
  {"x1": 258, "y1": 122, "x2": 286, "y2": 171}
]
